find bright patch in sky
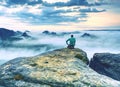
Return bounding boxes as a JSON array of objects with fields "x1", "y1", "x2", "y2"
[
  {"x1": 43, "y1": 0, "x2": 69, "y2": 3},
  {"x1": 0, "y1": 0, "x2": 120, "y2": 31},
  {"x1": 85, "y1": 12, "x2": 120, "y2": 27},
  {"x1": 59, "y1": 12, "x2": 80, "y2": 17}
]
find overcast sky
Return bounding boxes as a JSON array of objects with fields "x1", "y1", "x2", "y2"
[{"x1": 0, "y1": 0, "x2": 120, "y2": 31}]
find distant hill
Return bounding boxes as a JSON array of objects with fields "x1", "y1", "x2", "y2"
[
  {"x1": 0, "y1": 28, "x2": 33, "y2": 41},
  {"x1": 0, "y1": 28, "x2": 16, "y2": 40},
  {"x1": 81, "y1": 33, "x2": 97, "y2": 38},
  {"x1": 42, "y1": 30, "x2": 57, "y2": 36}
]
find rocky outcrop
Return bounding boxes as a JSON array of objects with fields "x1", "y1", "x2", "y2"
[
  {"x1": 0, "y1": 48, "x2": 120, "y2": 87},
  {"x1": 90, "y1": 53, "x2": 120, "y2": 81},
  {"x1": 81, "y1": 33, "x2": 97, "y2": 38},
  {"x1": 22, "y1": 32, "x2": 31, "y2": 38},
  {"x1": 61, "y1": 31, "x2": 80, "y2": 35},
  {"x1": 42, "y1": 30, "x2": 57, "y2": 36}
]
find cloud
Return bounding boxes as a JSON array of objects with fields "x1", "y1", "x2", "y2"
[
  {"x1": 43, "y1": 0, "x2": 110, "y2": 7},
  {"x1": 2, "y1": 0, "x2": 42, "y2": 6},
  {"x1": 16, "y1": 6, "x2": 86, "y2": 25},
  {"x1": 67, "y1": 0, "x2": 89, "y2": 6},
  {"x1": 110, "y1": 0, "x2": 120, "y2": 7},
  {"x1": 1, "y1": 0, "x2": 110, "y2": 7},
  {"x1": 0, "y1": 16, "x2": 30, "y2": 31},
  {"x1": 0, "y1": 0, "x2": 7, "y2": 6},
  {"x1": 42, "y1": 0, "x2": 69, "y2": 4},
  {"x1": 43, "y1": 0, "x2": 89, "y2": 7},
  {"x1": 0, "y1": 2, "x2": 106, "y2": 26},
  {"x1": 87, "y1": 0, "x2": 109, "y2": 6},
  {"x1": 79, "y1": 7, "x2": 106, "y2": 13},
  {"x1": 0, "y1": 0, "x2": 114, "y2": 30}
]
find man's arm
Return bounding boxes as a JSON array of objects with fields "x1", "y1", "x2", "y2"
[{"x1": 66, "y1": 39, "x2": 69, "y2": 45}]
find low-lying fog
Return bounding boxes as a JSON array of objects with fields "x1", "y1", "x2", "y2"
[{"x1": 0, "y1": 30, "x2": 120, "y2": 65}]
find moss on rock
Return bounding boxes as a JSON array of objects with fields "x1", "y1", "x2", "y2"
[
  {"x1": 0, "y1": 48, "x2": 119, "y2": 87},
  {"x1": 14, "y1": 74, "x2": 24, "y2": 80},
  {"x1": 29, "y1": 63, "x2": 38, "y2": 67},
  {"x1": 75, "y1": 54, "x2": 89, "y2": 64}
]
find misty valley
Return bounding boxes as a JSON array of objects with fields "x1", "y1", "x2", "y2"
[{"x1": 0, "y1": 28, "x2": 120, "y2": 65}]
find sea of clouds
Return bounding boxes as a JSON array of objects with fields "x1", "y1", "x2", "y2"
[{"x1": 0, "y1": 30, "x2": 120, "y2": 65}]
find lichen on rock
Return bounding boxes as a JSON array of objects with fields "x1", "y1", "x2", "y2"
[{"x1": 0, "y1": 48, "x2": 120, "y2": 87}]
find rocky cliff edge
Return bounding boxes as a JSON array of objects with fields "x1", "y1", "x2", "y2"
[{"x1": 0, "y1": 48, "x2": 120, "y2": 87}]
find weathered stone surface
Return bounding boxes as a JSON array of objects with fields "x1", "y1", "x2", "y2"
[
  {"x1": 0, "y1": 48, "x2": 120, "y2": 87},
  {"x1": 90, "y1": 53, "x2": 120, "y2": 81}
]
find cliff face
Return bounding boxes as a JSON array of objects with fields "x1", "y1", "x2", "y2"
[
  {"x1": 90, "y1": 53, "x2": 120, "y2": 81},
  {"x1": 0, "y1": 48, "x2": 120, "y2": 87}
]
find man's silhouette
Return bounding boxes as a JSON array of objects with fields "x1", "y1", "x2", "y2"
[{"x1": 66, "y1": 35, "x2": 76, "y2": 49}]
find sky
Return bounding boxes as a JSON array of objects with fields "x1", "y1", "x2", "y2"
[{"x1": 0, "y1": 0, "x2": 120, "y2": 31}]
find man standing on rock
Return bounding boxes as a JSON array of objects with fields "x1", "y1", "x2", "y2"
[{"x1": 66, "y1": 35, "x2": 76, "y2": 49}]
